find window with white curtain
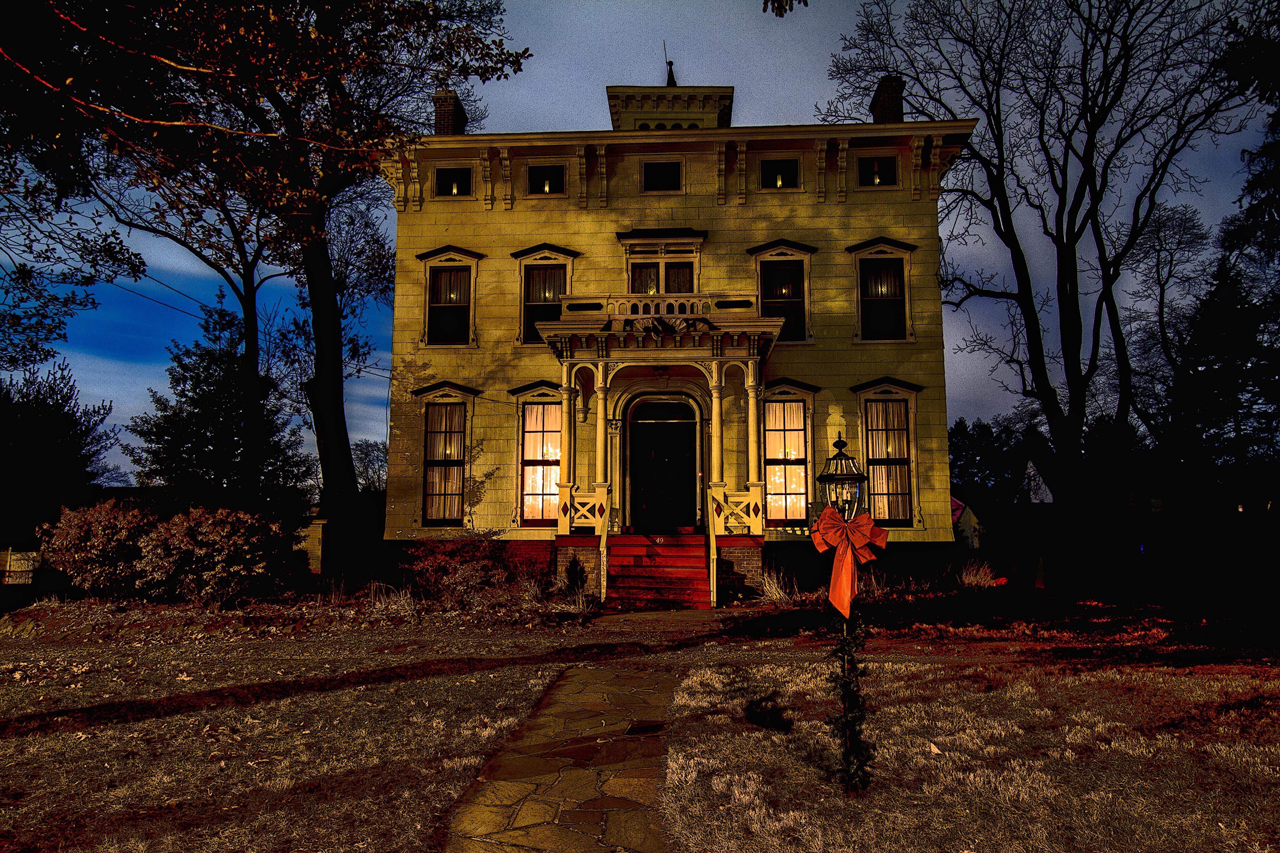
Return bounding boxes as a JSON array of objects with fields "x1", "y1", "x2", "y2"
[
  {"x1": 764, "y1": 400, "x2": 807, "y2": 523},
  {"x1": 864, "y1": 399, "x2": 912, "y2": 525},
  {"x1": 521, "y1": 403, "x2": 562, "y2": 525},
  {"x1": 423, "y1": 403, "x2": 466, "y2": 525}
]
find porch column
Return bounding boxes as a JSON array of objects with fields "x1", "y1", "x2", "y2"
[
  {"x1": 594, "y1": 378, "x2": 610, "y2": 486},
  {"x1": 746, "y1": 381, "x2": 762, "y2": 483},
  {"x1": 559, "y1": 381, "x2": 575, "y2": 485},
  {"x1": 709, "y1": 380, "x2": 724, "y2": 484}
]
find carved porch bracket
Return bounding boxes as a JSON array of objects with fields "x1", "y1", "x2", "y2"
[
  {"x1": 576, "y1": 146, "x2": 588, "y2": 209},
  {"x1": 910, "y1": 135, "x2": 925, "y2": 200},
  {"x1": 597, "y1": 145, "x2": 608, "y2": 208},
  {"x1": 736, "y1": 141, "x2": 747, "y2": 204},
  {"x1": 815, "y1": 139, "x2": 827, "y2": 203},
  {"x1": 928, "y1": 134, "x2": 944, "y2": 200}
]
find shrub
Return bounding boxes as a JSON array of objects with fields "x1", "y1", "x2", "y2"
[
  {"x1": 38, "y1": 500, "x2": 158, "y2": 599},
  {"x1": 403, "y1": 532, "x2": 549, "y2": 611},
  {"x1": 959, "y1": 559, "x2": 1008, "y2": 588},
  {"x1": 138, "y1": 508, "x2": 301, "y2": 608},
  {"x1": 39, "y1": 500, "x2": 302, "y2": 606}
]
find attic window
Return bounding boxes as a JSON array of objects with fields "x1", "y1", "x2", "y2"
[
  {"x1": 642, "y1": 161, "x2": 682, "y2": 192},
  {"x1": 528, "y1": 164, "x2": 565, "y2": 195},
  {"x1": 857, "y1": 156, "x2": 897, "y2": 188},
  {"x1": 434, "y1": 166, "x2": 472, "y2": 197},
  {"x1": 761, "y1": 158, "x2": 799, "y2": 190}
]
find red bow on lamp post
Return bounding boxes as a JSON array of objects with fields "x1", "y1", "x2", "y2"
[{"x1": 812, "y1": 506, "x2": 887, "y2": 618}]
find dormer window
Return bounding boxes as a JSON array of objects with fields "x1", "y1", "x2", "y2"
[{"x1": 761, "y1": 158, "x2": 800, "y2": 190}]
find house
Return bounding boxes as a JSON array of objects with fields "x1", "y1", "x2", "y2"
[{"x1": 380, "y1": 72, "x2": 975, "y2": 607}]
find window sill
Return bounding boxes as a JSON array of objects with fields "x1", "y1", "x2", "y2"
[
  {"x1": 852, "y1": 184, "x2": 901, "y2": 192},
  {"x1": 430, "y1": 195, "x2": 478, "y2": 202},
  {"x1": 639, "y1": 189, "x2": 685, "y2": 196},
  {"x1": 756, "y1": 186, "x2": 806, "y2": 194},
  {"x1": 521, "y1": 193, "x2": 569, "y2": 200},
  {"x1": 771, "y1": 338, "x2": 816, "y2": 346},
  {"x1": 419, "y1": 340, "x2": 477, "y2": 349},
  {"x1": 851, "y1": 336, "x2": 916, "y2": 344}
]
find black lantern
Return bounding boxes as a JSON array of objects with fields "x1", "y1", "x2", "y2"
[{"x1": 816, "y1": 433, "x2": 867, "y2": 521}]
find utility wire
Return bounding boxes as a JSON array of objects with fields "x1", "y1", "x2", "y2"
[
  {"x1": 142, "y1": 271, "x2": 211, "y2": 307},
  {"x1": 106, "y1": 280, "x2": 203, "y2": 320}
]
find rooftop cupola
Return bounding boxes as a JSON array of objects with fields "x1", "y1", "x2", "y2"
[{"x1": 606, "y1": 64, "x2": 733, "y2": 131}]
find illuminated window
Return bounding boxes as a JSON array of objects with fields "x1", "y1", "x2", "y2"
[
  {"x1": 528, "y1": 164, "x2": 565, "y2": 195},
  {"x1": 761, "y1": 158, "x2": 799, "y2": 190},
  {"x1": 423, "y1": 403, "x2": 466, "y2": 525},
  {"x1": 434, "y1": 166, "x2": 472, "y2": 197},
  {"x1": 856, "y1": 156, "x2": 897, "y2": 188},
  {"x1": 521, "y1": 403, "x2": 562, "y2": 526},
  {"x1": 865, "y1": 399, "x2": 911, "y2": 525},
  {"x1": 765, "y1": 400, "x2": 807, "y2": 524}
]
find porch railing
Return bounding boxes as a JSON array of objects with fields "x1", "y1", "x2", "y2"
[
  {"x1": 598, "y1": 490, "x2": 611, "y2": 602},
  {"x1": 705, "y1": 489, "x2": 718, "y2": 608},
  {"x1": 708, "y1": 484, "x2": 766, "y2": 536},
  {"x1": 560, "y1": 292, "x2": 761, "y2": 320},
  {"x1": 557, "y1": 483, "x2": 611, "y2": 536}
]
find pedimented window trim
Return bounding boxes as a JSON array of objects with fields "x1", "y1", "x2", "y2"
[
  {"x1": 417, "y1": 245, "x2": 486, "y2": 262},
  {"x1": 849, "y1": 376, "x2": 925, "y2": 394},
  {"x1": 765, "y1": 377, "x2": 822, "y2": 394},
  {"x1": 511, "y1": 243, "x2": 582, "y2": 260},
  {"x1": 747, "y1": 239, "x2": 820, "y2": 257},
  {"x1": 411, "y1": 380, "x2": 483, "y2": 399},
  {"x1": 507, "y1": 379, "x2": 562, "y2": 397},
  {"x1": 846, "y1": 238, "x2": 917, "y2": 343}
]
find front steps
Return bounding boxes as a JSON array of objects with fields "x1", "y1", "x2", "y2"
[{"x1": 606, "y1": 534, "x2": 713, "y2": 610}]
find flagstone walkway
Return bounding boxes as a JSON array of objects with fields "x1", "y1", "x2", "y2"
[{"x1": 444, "y1": 666, "x2": 679, "y2": 853}]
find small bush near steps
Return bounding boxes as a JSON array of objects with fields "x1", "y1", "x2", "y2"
[
  {"x1": 400, "y1": 531, "x2": 553, "y2": 611},
  {"x1": 38, "y1": 500, "x2": 302, "y2": 608}
]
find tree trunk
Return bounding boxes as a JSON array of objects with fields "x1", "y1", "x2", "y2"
[
  {"x1": 238, "y1": 288, "x2": 266, "y2": 510},
  {"x1": 300, "y1": 238, "x2": 359, "y2": 516}
]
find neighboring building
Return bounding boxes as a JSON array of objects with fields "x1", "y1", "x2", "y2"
[{"x1": 381, "y1": 73, "x2": 974, "y2": 607}]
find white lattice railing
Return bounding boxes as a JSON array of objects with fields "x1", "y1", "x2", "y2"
[
  {"x1": 557, "y1": 484, "x2": 611, "y2": 535},
  {"x1": 708, "y1": 484, "x2": 765, "y2": 536}
]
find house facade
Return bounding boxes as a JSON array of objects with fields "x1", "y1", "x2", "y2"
[{"x1": 381, "y1": 77, "x2": 974, "y2": 606}]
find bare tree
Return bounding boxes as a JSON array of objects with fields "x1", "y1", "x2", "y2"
[{"x1": 823, "y1": 0, "x2": 1253, "y2": 511}]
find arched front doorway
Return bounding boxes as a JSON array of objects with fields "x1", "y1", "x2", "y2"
[{"x1": 626, "y1": 397, "x2": 700, "y2": 532}]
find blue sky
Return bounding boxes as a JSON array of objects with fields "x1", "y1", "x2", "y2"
[{"x1": 53, "y1": 0, "x2": 1261, "y2": 476}]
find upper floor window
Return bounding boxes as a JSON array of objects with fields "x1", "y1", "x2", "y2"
[
  {"x1": 760, "y1": 158, "x2": 800, "y2": 190},
  {"x1": 861, "y1": 259, "x2": 906, "y2": 340},
  {"x1": 856, "y1": 155, "x2": 898, "y2": 188},
  {"x1": 846, "y1": 237, "x2": 917, "y2": 343},
  {"x1": 417, "y1": 245, "x2": 483, "y2": 346},
  {"x1": 512, "y1": 244, "x2": 580, "y2": 344},
  {"x1": 527, "y1": 164, "x2": 566, "y2": 196},
  {"x1": 434, "y1": 166, "x2": 473, "y2": 198},
  {"x1": 428, "y1": 268, "x2": 470, "y2": 344},
  {"x1": 630, "y1": 260, "x2": 693, "y2": 294},
  {"x1": 641, "y1": 160, "x2": 682, "y2": 193},
  {"x1": 749, "y1": 239, "x2": 817, "y2": 344}
]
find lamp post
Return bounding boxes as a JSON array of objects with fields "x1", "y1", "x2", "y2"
[{"x1": 812, "y1": 433, "x2": 879, "y2": 792}]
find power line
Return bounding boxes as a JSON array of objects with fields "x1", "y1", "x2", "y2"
[{"x1": 106, "y1": 280, "x2": 204, "y2": 320}]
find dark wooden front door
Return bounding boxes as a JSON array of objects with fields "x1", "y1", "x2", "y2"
[{"x1": 629, "y1": 403, "x2": 697, "y2": 532}]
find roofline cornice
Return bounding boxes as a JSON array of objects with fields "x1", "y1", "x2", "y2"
[{"x1": 385, "y1": 119, "x2": 977, "y2": 153}]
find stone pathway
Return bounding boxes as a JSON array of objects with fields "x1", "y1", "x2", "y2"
[{"x1": 444, "y1": 666, "x2": 678, "y2": 853}]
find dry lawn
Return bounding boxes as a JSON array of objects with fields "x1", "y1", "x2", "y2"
[
  {"x1": 0, "y1": 600, "x2": 572, "y2": 853},
  {"x1": 661, "y1": 633, "x2": 1280, "y2": 853}
]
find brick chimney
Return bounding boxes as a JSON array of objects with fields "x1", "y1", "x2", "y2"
[
  {"x1": 870, "y1": 75, "x2": 905, "y2": 124},
  {"x1": 432, "y1": 89, "x2": 469, "y2": 135}
]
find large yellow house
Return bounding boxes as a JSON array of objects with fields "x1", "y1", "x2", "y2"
[{"x1": 381, "y1": 76, "x2": 974, "y2": 607}]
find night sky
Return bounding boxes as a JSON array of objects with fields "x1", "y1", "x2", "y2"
[{"x1": 51, "y1": 0, "x2": 1261, "y2": 476}]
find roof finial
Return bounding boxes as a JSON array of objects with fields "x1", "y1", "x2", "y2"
[{"x1": 663, "y1": 41, "x2": 677, "y2": 86}]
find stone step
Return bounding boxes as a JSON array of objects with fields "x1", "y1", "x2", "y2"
[
  {"x1": 608, "y1": 555, "x2": 708, "y2": 569},
  {"x1": 607, "y1": 544, "x2": 709, "y2": 558}
]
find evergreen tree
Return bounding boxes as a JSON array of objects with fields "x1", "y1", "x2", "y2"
[
  {"x1": 125, "y1": 294, "x2": 310, "y2": 515},
  {"x1": 0, "y1": 360, "x2": 121, "y2": 547}
]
